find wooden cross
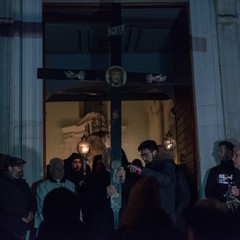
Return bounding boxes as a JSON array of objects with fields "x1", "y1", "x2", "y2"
[
  {"x1": 37, "y1": 3, "x2": 182, "y2": 229},
  {"x1": 108, "y1": 3, "x2": 122, "y2": 229}
]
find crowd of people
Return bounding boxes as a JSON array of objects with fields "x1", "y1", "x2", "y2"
[{"x1": 1, "y1": 138, "x2": 240, "y2": 240}]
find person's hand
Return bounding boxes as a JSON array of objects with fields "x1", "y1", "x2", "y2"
[
  {"x1": 231, "y1": 185, "x2": 240, "y2": 197},
  {"x1": 116, "y1": 167, "x2": 126, "y2": 182},
  {"x1": 21, "y1": 211, "x2": 34, "y2": 224},
  {"x1": 79, "y1": 179, "x2": 84, "y2": 187},
  {"x1": 21, "y1": 217, "x2": 28, "y2": 224},
  {"x1": 128, "y1": 164, "x2": 142, "y2": 175},
  {"x1": 106, "y1": 184, "x2": 117, "y2": 198}
]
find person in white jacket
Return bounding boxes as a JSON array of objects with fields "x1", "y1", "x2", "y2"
[{"x1": 34, "y1": 158, "x2": 76, "y2": 230}]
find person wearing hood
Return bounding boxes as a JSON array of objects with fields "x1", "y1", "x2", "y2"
[
  {"x1": 63, "y1": 153, "x2": 91, "y2": 224},
  {"x1": 64, "y1": 153, "x2": 91, "y2": 195},
  {"x1": 85, "y1": 154, "x2": 114, "y2": 240}
]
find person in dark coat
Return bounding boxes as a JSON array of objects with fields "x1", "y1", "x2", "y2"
[
  {"x1": 124, "y1": 140, "x2": 176, "y2": 223},
  {"x1": 124, "y1": 159, "x2": 143, "y2": 191},
  {"x1": 64, "y1": 152, "x2": 91, "y2": 223},
  {"x1": 0, "y1": 156, "x2": 35, "y2": 240},
  {"x1": 36, "y1": 188, "x2": 86, "y2": 240},
  {"x1": 85, "y1": 154, "x2": 114, "y2": 240},
  {"x1": 64, "y1": 152, "x2": 91, "y2": 194},
  {"x1": 205, "y1": 140, "x2": 235, "y2": 202},
  {"x1": 186, "y1": 198, "x2": 238, "y2": 240},
  {"x1": 102, "y1": 146, "x2": 143, "y2": 233},
  {"x1": 111, "y1": 176, "x2": 184, "y2": 240},
  {"x1": 158, "y1": 145, "x2": 190, "y2": 232}
]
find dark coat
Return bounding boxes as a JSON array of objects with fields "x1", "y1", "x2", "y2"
[
  {"x1": 0, "y1": 172, "x2": 35, "y2": 237},
  {"x1": 205, "y1": 160, "x2": 236, "y2": 202},
  {"x1": 175, "y1": 164, "x2": 190, "y2": 232},
  {"x1": 121, "y1": 168, "x2": 142, "y2": 210},
  {"x1": 64, "y1": 153, "x2": 91, "y2": 213},
  {"x1": 141, "y1": 158, "x2": 176, "y2": 223},
  {"x1": 64, "y1": 153, "x2": 91, "y2": 192},
  {"x1": 85, "y1": 157, "x2": 114, "y2": 240},
  {"x1": 36, "y1": 188, "x2": 86, "y2": 240}
]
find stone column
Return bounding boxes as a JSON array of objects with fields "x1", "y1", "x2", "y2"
[
  {"x1": 0, "y1": 0, "x2": 43, "y2": 185},
  {"x1": 217, "y1": 0, "x2": 240, "y2": 144},
  {"x1": 189, "y1": 0, "x2": 225, "y2": 198}
]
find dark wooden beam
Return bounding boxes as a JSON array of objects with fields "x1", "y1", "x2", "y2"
[{"x1": 110, "y1": 3, "x2": 122, "y2": 229}]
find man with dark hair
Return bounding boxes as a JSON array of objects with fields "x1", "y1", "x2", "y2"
[
  {"x1": 63, "y1": 153, "x2": 91, "y2": 224},
  {"x1": 126, "y1": 140, "x2": 176, "y2": 223},
  {"x1": 205, "y1": 140, "x2": 235, "y2": 202},
  {"x1": 0, "y1": 156, "x2": 35, "y2": 240},
  {"x1": 137, "y1": 140, "x2": 159, "y2": 156},
  {"x1": 64, "y1": 153, "x2": 91, "y2": 193}
]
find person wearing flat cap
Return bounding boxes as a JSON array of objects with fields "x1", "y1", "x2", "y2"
[{"x1": 0, "y1": 155, "x2": 35, "y2": 240}]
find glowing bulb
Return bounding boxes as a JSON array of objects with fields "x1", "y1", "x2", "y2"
[{"x1": 77, "y1": 135, "x2": 91, "y2": 155}]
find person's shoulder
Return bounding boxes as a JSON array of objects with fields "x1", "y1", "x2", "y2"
[
  {"x1": 65, "y1": 179, "x2": 76, "y2": 186},
  {"x1": 221, "y1": 160, "x2": 234, "y2": 169},
  {"x1": 175, "y1": 164, "x2": 186, "y2": 174},
  {"x1": 146, "y1": 160, "x2": 174, "y2": 176},
  {"x1": 156, "y1": 151, "x2": 174, "y2": 161},
  {"x1": 37, "y1": 178, "x2": 51, "y2": 189},
  {"x1": 154, "y1": 158, "x2": 175, "y2": 169},
  {"x1": 210, "y1": 161, "x2": 234, "y2": 173},
  {"x1": 209, "y1": 164, "x2": 223, "y2": 173}
]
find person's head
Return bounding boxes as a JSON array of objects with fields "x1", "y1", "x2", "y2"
[
  {"x1": 48, "y1": 158, "x2": 65, "y2": 180},
  {"x1": 158, "y1": 144, "x2": 166, "y2": 154},
  {"x1": 218, "y1": 141, "x2": 235, "y2": 161},
  {"x1": 39, "y1": 187, "x2": 84, "y2": 240},
  {"x1": 186, "y1": 198, "x2": 233, "y2": 240},
  {"x1": 138, "y1": 140, "x2": 158, "y2": 163},
  {"x1": 7, "y1": 156, "x2": 26, "y2": 179},
  {"x1": 128, "y1": 176, "x2": 161, "y2": 209},
  {"x1": 102, "y1": 147, "x2": 129, "y2": 170},
  {"x1": 232, "y1": 145, "x2": 240, "y2": 169},
  {"x1": 179, "y1": 153, "x2": 185, "y2": 162},
  {"x1": 42, "y1": 188, "x2": 80, "y2": 227},
  {"x1": 64, "y1": 153, "x2": 82, "y2": 173},
  {"x1": 70, "y1": 154, "x2": 82, "y2": 172},
  {"x1": 92, "y1": 155, "x2": 104, "y2": 173}
]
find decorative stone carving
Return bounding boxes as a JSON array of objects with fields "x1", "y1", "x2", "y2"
[
  {"x1": 60, "y1": 112, "x2": 126, "y2": 167},
  {"x1": 61, "y1": 112, "x2": 109, "y2": 160}
]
